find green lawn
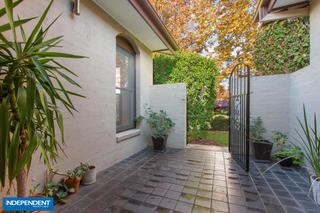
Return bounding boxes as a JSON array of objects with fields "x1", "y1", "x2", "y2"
[{"x1": 188, "y1": 130, "x2": 229, "y2": 146}]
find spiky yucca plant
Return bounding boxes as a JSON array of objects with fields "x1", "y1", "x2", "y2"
[
  {"x1": 0, "y1": 0, "x2": 85, "y2": 197},
  {"x1": 297, "y1": 105, "x2": 320, "y2": 178}
]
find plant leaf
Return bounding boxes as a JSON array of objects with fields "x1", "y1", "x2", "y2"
[
  {"x1": 24, "y1": 0, "x2": 54, "y2": 50},
  {"x1": 0, "y1": 18, "x2": 34, "y2": 33},
  {"x1": 32, "y1": 52, "x2": 87, "y2": 58},
  {"x1": 8, "y1": 123, "x2": 21, "y2": 181},
  {"x1": 0, "y1": 0, "x2": 23, "y2": 18}
]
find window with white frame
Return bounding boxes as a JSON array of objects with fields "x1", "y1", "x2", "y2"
[{"x1": 116, "y1": 37, "x2": 136, "y2": 132}]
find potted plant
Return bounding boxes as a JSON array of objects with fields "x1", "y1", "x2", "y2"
[
  {"x1": 43, "y1": 181, "x2": 72, "y2": 205},
  {"x1": 297, "y1": 106, "x2": 320, "y2": 205},
  {"x1": 272, "y1": 131, "x2": 304, "y2": 167},
  {"x1": 81, "y1": 163, "x2": 96, "y2": 185},
  {"x1": 145, "y1": 106, "x2": 175, "y2": 152},
  {"x1": 64, "y1": 166, "x2": 86, "y2": 192},
  {"x1": 76, "y1": 162, "x2": 89, "y2": 182},
  {"x1": 274, "y1": 145, "x2": 304, "y2": 167},
  {"x1": 250, "y1": 117, "x2": 273, "y2": 161}
]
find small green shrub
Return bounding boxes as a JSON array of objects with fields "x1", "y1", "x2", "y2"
[
  {"x1": 145, "y1": 106, "x2": 175, "y2": 139},
  {"x1": 211, "y1": 115, "x2": 229, "y2": 131},
  {"x1": 275, "y1": 146, "x2": 304, "y2": 167}
]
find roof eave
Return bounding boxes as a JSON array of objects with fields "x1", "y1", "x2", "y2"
[
  {"x1": 128, "y1": 0, "x2": 179, "y2": 53},
  {"x1": 254, "y1": 0, "x2": 273, "y2": 22},
  {"x1": 255, "y1": 0, "x2": 310, "y2": 22}
]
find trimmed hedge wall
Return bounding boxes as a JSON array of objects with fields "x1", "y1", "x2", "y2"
[
  {"x1": 153, "y1": 52, "x2": 219, "y2": 130},
  {"x1": 254, "y1": 17, "x2": 310, "y2": 75}
]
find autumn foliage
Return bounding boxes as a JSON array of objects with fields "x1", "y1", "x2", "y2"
[
  {"x1": 150, "y1": 0, "x2": 216, "y2": 53},
  {"x1": 150, "y1": 0, "x2": 259, "y2": 76},
  {"x1": 150, "y1": 0, "x2": 259, "y2": 101}
]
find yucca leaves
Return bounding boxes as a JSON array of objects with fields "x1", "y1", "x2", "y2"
[
  {"x1": 0, "y1": 0, "x2": 85, "y2": 190},
  {"x1": 0, "y1": 0, "x2": 22, "y2": 18},
  {"x1": 8, "y1": 123, "x2": 21, "y2": 181},
  {"x1": 0, "y1": 18, "x2": 35, "y2": 33},
  {"x1": 296, "y1": 105, "x2": 320, "y2": 178},
  {"x1": 24, "y1": 0, "x2": 53, "y2": 51}
]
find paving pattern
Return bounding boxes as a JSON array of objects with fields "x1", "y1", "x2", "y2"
[{"x1": 55, "y1": 146, "x2": 319, "y2": 213}]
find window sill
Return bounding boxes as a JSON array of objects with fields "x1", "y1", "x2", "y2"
[{"x1": 116, "y1": 129, "x2": 141, "y2": 143}]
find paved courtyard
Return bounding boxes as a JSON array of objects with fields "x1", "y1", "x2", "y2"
[{"x1": 55, "y1": 145, "x2": 319, "y2": 213}]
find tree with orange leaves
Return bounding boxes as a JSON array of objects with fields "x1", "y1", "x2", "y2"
[
  {"x1": 150, "y1": 0, "x2": 259, "y2": 75},
  {"x1": 150, "y1": 0, "x2": 259, "y2": 101},
  {"x1": 213, "y1": 0, "x2": 259, "y2": 77},
  {"x1": 150, "y1": 0, "x2": 216, "y2": 53}
]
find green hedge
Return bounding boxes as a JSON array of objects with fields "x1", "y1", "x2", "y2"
[
  {"x1": 254, "y1": 17, "x2": 310, "y2": 75},
  {"x1": 211, "y1": 114, "x2": 229, "y2": 131},
  {"x1": 154, "y1": 52, "x2": 219, "y2": 129}
]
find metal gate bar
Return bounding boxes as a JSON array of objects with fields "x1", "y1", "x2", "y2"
[{"x1": 229, "y1": 64, "x2": 250, "y2": 172}]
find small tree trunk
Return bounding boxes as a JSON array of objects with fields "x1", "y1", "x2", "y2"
[
  {"x1": 16, "y1": 168, "x2": 28, "y2": 197},
  {"x1": 17, "y1": 129, "x2": 28, "y2": 197},
  {"x1": 8, "y1": 81, "x2": 29, "y2": 197}
]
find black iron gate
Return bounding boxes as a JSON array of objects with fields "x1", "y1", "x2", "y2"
[{"x1": 229, "y1": 64, "x2": 250, "y2": 171}]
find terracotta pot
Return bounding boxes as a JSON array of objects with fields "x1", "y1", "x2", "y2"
[
  {"x1": 64, "y1": 177, "x2": 81, "y2": 192},
  {"x1": 82, "y1": 166, "x2": 96, "y2": 185}
]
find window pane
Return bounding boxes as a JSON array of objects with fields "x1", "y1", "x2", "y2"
[
  {"x1": 116, "y1": 46, "x2": 135, "y2": 132},
  {"x1": 116, "y1": 89, "x2": 130, "y2": 126},
  {"x1": 116, "y1": 48, "x2": 129, "y2": 88}
]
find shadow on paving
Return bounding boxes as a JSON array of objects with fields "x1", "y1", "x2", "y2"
[{"x1": 54, "y1": 145, "x2": 319, "y2": 213}]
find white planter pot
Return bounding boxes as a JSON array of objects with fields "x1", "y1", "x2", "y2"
[
  {"x1": 82, "y1": 165, "x2": 96, "y2": 185},
  {"x1": 310, "y1": 176, "x2": 320, "y2": 205}
]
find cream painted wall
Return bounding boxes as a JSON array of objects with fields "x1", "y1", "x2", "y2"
[
  {"x1": 250, "y1": 74, "x2": 290, "y2": 142},
  {"x1": 0, "y1": 0, "x2": 155, "y2": 188},
  {"x1": 251, "y1": 66, "x2": 320, "y2": 148},
  {"x1": 149, "y1": 84, "x2": 187, "y2": 149},
  {"x1": 288, "y1": 0, "x2": 320, "y2": 144}
]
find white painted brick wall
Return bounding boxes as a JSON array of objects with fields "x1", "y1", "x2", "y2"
[
  {"x1": 149, "y1": 83, "x2": 187, "y2": 149},
  {"x1": 250, "y1": 74, "x2": 290, "y2": 142},
  {"x1": 251, "y1": 66, "x2": 320, "y2": 148}
]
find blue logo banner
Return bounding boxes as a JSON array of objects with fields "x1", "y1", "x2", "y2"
[{"x1": 2, "y1": 197, "x2": 54, "y2": 211}]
